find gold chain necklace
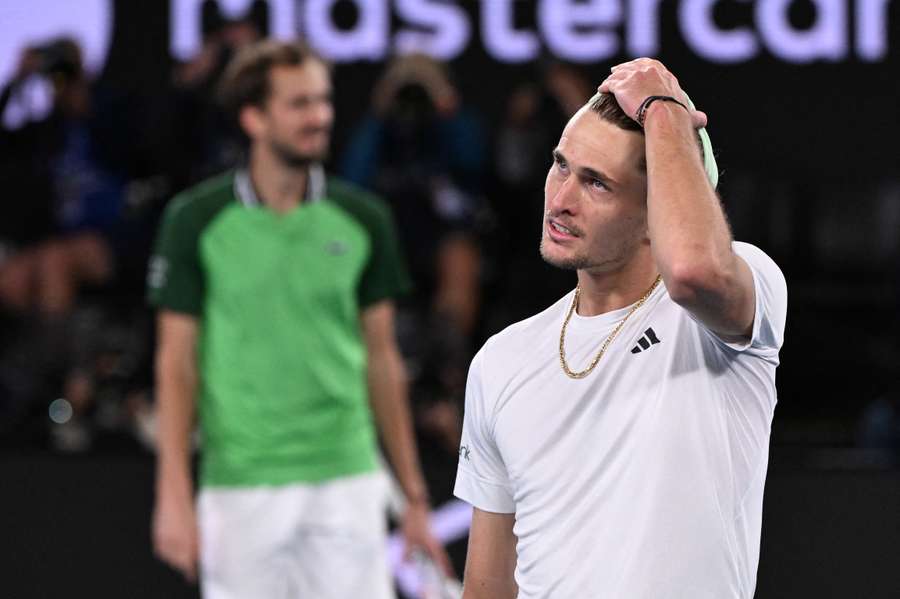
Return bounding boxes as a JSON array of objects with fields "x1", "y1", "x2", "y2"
[{"x1": 559, "y1": 275, "x2": 662, "y2": 379}]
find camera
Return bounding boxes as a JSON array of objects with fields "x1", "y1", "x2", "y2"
[{"x1": 32, "y1": 38, "x2": 83, "y2": 81}]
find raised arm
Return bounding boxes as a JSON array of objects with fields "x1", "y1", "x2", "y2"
[
  {"x1": 462, "y1": 508, "x2": 518, "y2": 599},
  {"x1": 361, "y1": 299, "x2": 452, "y2": 574},
  {"x1": 152, "y1": 310, "x2": 200, "y2": 581},
  {"x1": 600, "y1": 59, "x2": 756, "y2": 340}
]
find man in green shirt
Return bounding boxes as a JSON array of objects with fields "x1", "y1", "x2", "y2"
[{"x1": 148, "y1": 39, "x2": 448, "y2": 597}]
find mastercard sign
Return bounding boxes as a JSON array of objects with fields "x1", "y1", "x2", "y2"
[
  {"x1": 172, "y1": 0, "x2": 895, "y2": 64},
  {"x1": 0, "y1": 0, "x2": 895, "y2": 93}
]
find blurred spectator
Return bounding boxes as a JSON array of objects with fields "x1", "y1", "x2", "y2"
[
  {"x1": 341, "y1": 54, "x2": 487, "y2": 459},
  {"x1": 488, "y1": 62, "x2": 592, "y2": 327},
  {"x1": 0, "y1": 38, "x2": 146, "y2": 450}
]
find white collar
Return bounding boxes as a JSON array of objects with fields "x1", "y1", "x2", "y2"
[{"x1": 233, "y1": 163, "x2": 326, "y2": 207}]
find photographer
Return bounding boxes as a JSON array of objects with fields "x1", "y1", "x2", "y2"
[{"x1": 341, "y1": 54, "x2": 487, "y2": 464}]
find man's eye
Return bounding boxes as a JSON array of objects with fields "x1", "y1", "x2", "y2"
[
  {"x1": 591, "y1": 178, "x2": 607, "y2": 191},
  {"x1": 556, "y1": 159, "x2": 568, "y2": 172}
]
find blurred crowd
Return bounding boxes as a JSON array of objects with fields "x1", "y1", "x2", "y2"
[{"x1": 1, "y1": 8, "x2": 898, "y2": 482}]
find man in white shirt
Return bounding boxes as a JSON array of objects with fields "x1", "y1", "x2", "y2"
[{"x1": 454, "y1": 59, "x2": 788, "y2": 598}]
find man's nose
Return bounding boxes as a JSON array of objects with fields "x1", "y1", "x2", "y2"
[
  {"x1": 547, "y1": 176, "x2": 578, "y2": 215},
  {"x1": 311, "y1": 100, "x2": 334, "y2": 128}
]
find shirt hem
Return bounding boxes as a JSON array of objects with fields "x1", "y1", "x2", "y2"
[{"x1": 200, "y1": 456, "x2": 378, "y2": 488}]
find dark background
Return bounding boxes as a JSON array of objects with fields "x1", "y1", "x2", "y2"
[{"x1": 1, "y1": 1, "x2": 899, "y2": 597}]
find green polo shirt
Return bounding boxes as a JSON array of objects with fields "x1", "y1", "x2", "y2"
[{"x1": 148, "y1": 167, "x2": 411, "y2": 487}]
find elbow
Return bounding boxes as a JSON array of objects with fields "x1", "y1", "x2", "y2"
[{"x1": 664, "y1": 257, "x2": 729, "y2": 306}]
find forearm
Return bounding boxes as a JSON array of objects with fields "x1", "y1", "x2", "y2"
[
  {"x1": 644, "y1": 101, "x2": 735, "y2": 294},
  {"x1": 462, "y1": 580, "x2": 518, "y2": 599},
  {"x1": 154, "y1": 355, "x2": 197, "y2": 502},
  {"x1": 367, "y1": 348, "x2": 428, "y2": 504},
  {"x1": 435, "y1": 235, "x2": 481, "y2": 336}
]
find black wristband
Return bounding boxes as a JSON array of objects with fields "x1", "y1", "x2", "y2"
[{"x1": 635, "y1": 95, "x2": 689, "y2": 127}]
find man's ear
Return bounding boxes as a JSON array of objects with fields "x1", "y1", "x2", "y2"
[{"x1": 239, "y1": 104, "x2": 265, "y2": 140}]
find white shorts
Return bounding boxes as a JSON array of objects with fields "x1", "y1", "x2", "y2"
[{"x1": 198, "y1": 470, "x2": 395, "y2": 599}]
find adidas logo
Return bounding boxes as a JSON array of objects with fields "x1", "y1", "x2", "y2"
[{"x1": 631, "y1": 327, "x2": 661, "y2": 354}]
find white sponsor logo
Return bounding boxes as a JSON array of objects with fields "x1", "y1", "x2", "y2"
[{"x1": 148, "y1": 255, "x2": 169, "y2": 289}]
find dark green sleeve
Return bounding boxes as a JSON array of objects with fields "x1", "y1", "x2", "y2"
[
  {"x1": 357, "y1": 198, "x2": 412, "y2": 308},
  {"x1": 146, "y1": 194, "x2": 205, "y2": 316},
  {"x1": 327, "y1": 178, "x2": 412, "y2": 307}
]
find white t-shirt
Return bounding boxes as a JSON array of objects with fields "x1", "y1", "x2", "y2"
[{"x1": 454, "y1": 242, "x2": 787, "y2": 599}]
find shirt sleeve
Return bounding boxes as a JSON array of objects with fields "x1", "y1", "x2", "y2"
[
  {"x1": 146, "y1": 195, "x2": 204, "y2": 316},
  {"x1": 453, "y1": 345, "x2": 516, "y2": 514},
  {"x1": 356, "y1": 199, "x2": 412, "y2": 308},
  {"x1": 704, "y1": 241, "x2": 788, "y2": 355}
]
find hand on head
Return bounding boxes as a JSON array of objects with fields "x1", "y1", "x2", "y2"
[{"x1": 597, "y1": 58, "x2": 708, "y2": 129}]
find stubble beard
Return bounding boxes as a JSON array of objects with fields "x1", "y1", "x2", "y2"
[
  {"x1": 539, "y1": 234, "x2": 638, "y2": 274},
  {"x1": 539, "y1": 237, "x2": 593, "y2": 271},
  {"x1": 269, "y1": 135, "x2": 329, "y2": 170}
]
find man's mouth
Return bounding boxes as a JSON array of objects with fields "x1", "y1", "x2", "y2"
[
  {"x1": 548, "y1": 219, "x2": 578, "y2": 238},
  {"x1": 298, "y1": 128, "x2": 331, "y2": 143}
]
